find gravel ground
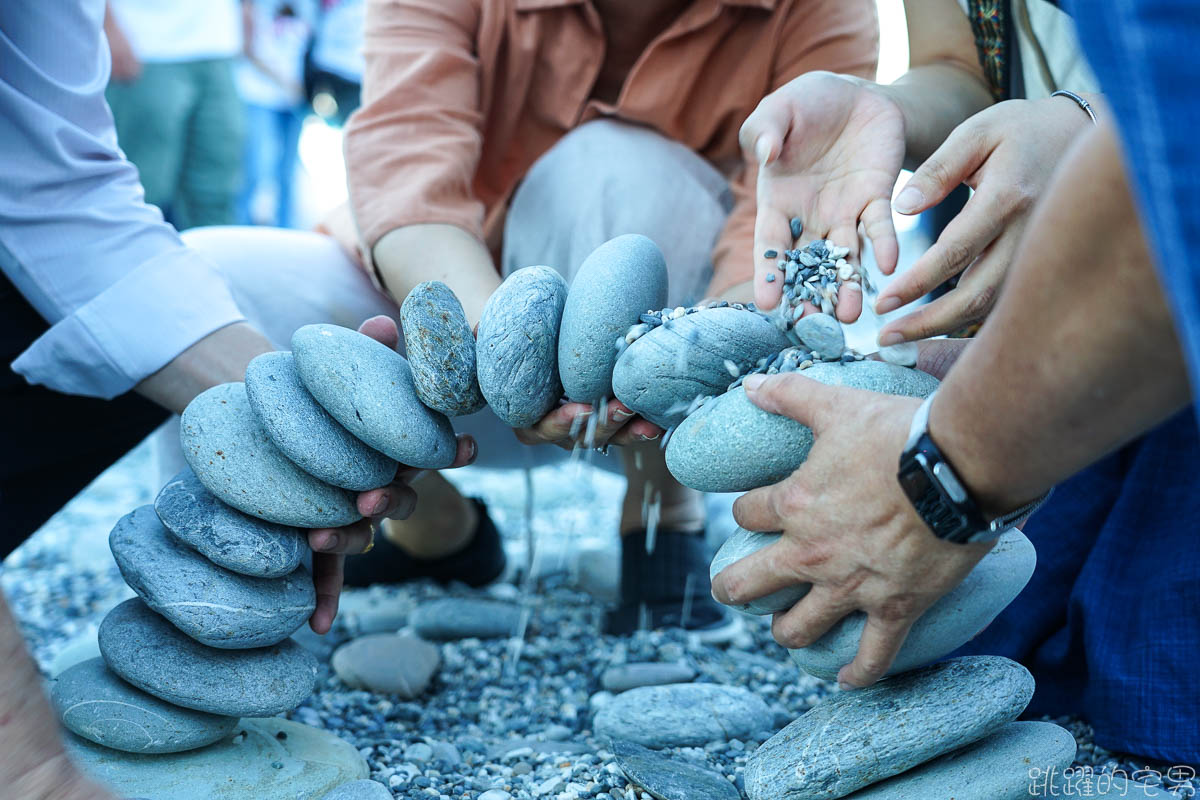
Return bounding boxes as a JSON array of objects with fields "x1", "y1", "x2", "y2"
[{"x1": 3, "y1": 438, "x2": 1195, "y2": 799}]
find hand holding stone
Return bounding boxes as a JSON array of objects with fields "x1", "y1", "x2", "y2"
[{"x1": 512, "y1": 398, "x2": 662, "y2": 452}]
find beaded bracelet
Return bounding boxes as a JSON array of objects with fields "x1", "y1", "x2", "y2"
[{"x1": 1051, "y1": 89, "x2": 1098, "y2": 125}]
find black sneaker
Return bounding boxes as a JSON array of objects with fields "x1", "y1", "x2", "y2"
[
  {"x1": 603, "y1": 528, "x2": 742, "y2": 643},
  {"x1": 342, "y1": 498, "x2": 506, "y2": 588}
]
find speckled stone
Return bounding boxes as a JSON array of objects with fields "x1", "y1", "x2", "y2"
[
  {"x1": 52, "y1": 658, "x2": 237, "y2": 754},
  {"x1": 710, "y1": 529, "x2": 808, "y2": 615},
  {"x1": 848, "y1": 722, "x2": 1076, "y2": 800},
  {"x1": 410, "y1": 598, "x2": 523, "y2": 640},
  {"x1": 319, "y1": 779, "x2": 394, "y2": 800},
  {"x1": 745, "y1": 656, "x2": 1034, "y2": 800},
  {"x1": 612, "y1": 307, "x2": 789, "y2": 428},
  {"x1": 99, "y1": 599, "x2": 317, "y2": 717},
  {"x1": 331, "y1": 633, "x2": 440, "y2": 698},
  {"x1": 154, "y1": 468, "x2": 306, "y2": 579},
  {"x1": 593, "y1": 683, "x2": 772, "y2": 748},
  {"x1": 180, "y1": 382, "x2": 360, "y2": 528},
  {"x1": 790, "y1": 529, "x2": 1037, "y2": 680},
  {"x1": 791, "y1": 312, "x2": 844, "y2": 360},
  {"x1": 666, "y1": 361, "x2": 939, "y2": 492},
  {"x1": 400, "y1": 281, "x2": 486, "y2": 417},
  {"x1": 600, "y1": 662, "x2": 698, "y2": 693},
  {"x1": 476, "y1": 266, "x2": 568, "y2": 428},
  {"x1": 245, "y1": 351, "x2": 397, "y2": 491},
  {"x1": 559, "y1": 235, "x2": 669, "y2": 403},
  {"x1": 611, "y1": 740, "x2": 741, "y2": 800},
  {"x1": 291, "y1": 324, "x2": 457, "y2": 469},
  {"x1": 110, "y1": 506, "x2": 315, "y2": 650}
]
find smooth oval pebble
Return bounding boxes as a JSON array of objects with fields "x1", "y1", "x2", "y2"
[
  {"x1": 320, "y1": 779, "x2": 395, "y2": 800},
  {"x1": 710, "y1": 529, "x2": 808, "y2": 615},
  {"x1": 613, "y1": 306, "x2": 789, "y2": 428},
  {"x1": 611, "y1": 739, "x2": 741, "y2": 800},
  {"x1": 667, "y1": 361, "x2": 940, "y2": 492},
  {"x1": 790, "y1": 529, "x2": 1036, "y2": 679},
  {"x1": 99, "y1": 598, "x2": 317, "y2": 717},
  {"x1": 559, "y1": 234, "x2": 669, "y2": 403},
  {"x1": 790, "y1": 312, "x2": 844, "y2": 360},
  {"x1": 410, "y1": 598, "x2": 523, "y2": 640},
  {"x1": 476, "y1": 266, "x2": 568, "y2": 428},
  {"x1": 745, "y1": 656, "x2": 1034, "y2": 800},
  {"x1": 847, "y1": 721, "x2": 1076, "y2": 800},
  {"x1": 600, "y1": 662, "x2": 697, "y2": 693},
  {"x1": 155, "y1": 468, "x2": 306, "y2": 578},
  {"x1": 245, "y1": 351, "x2": 398, "y2": 491},
  {"x1": 110, "y1": 506, "x2": 316, "y2": 649},
  {"x1": 180, "y1": 382, "x2": 360, "y2": 527},
  {"x1": 331, "y1": 633, "x2": 440, "y2": 698},
  {"x1": 291, "y1": 324, "x2": 457, "y2": 469},
  {"x1": 401, "y1": 281, "x2": 486, "y2": 416},
  {"x1": 593, "y1": 683, "x2": 772, "y2": 748},
  {"x1": 52, "y1": 658, "x2": 237, "y2": 754}
]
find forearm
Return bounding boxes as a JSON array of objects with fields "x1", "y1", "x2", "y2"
[
  {"x1": 879, "y1": 64, "x2": 994, "y2": 169},
  {"x1": 135, "y1": 322, "x2": 273, "y2": 414},
  {"x1": 373, "y1": 224, "x2": 501, "y2": 328},
  {"x1": 935, "y1": 120, "x2": 1191, "y2": 515}
]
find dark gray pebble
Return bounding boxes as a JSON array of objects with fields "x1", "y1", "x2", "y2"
[
  {"x1": 410, "y1": 598, "x2": 523, "y2": 640},
  {"x1": 611, "y1": 740, "x2": 740, "y2": 800}
]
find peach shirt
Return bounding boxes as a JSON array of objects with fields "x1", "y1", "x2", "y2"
[{"x1": 345, "y1": 0, "x2": 878, "y2": 293}]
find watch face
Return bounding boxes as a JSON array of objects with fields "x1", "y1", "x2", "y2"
[{"x1": 899, "y1": 460, "x2": 933, "y2": 501}]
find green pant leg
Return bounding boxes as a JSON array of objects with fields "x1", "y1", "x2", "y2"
[{"x1": 176, "y1": 58, "x2": 244, "y2": 229}]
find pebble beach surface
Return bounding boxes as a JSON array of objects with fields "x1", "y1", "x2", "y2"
[{"x1": 4, "y1": 442, "x2": 1196, "y2": 799}]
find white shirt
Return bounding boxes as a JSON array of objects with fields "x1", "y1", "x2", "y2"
[
  {"x1": 237, "y1": 4, "x2": 311, "y2": 109},
  {"x1": 0, "y1": 0, "x2": 245, "y2": 399},
  {"x1": 310, "y1": 0, "x2": 364, "y2": 83},
  {"x1": 109, "y1": 0, "x2": 242, "y2": 63}
]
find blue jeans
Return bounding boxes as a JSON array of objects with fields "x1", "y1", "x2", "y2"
[{"x1": 238, "y1": 103, "x2": 305, "y2": 229}]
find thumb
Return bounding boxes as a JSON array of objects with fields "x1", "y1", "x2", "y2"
[
  {"x1": 742, "y1": 372, "x2": 841, "y2": 431},
  {"x1": 740, "y1": 95, "x2": 793, "y2": 167},
  {"x1": 893, "y1": 120, "x2": 989, "y2": 216},
  {"x1": 358, "y1": 314, "x2": 400, "y2": 350}
]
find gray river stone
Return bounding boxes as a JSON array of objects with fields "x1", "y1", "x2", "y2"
[
  {"x1": 710, "y1": 529, "x2": 808, "y2": 616},
  {"x1": 291, "y1": 324, "x2": 457, "y2": 469},
  {"x1": 244, "y1": 351, "x2": 397, "y2": 491},
  {"x1": 600, "y1": 662, "x2": 697, "y2": 693},
  {"x1": 181, "y1": 382, "x2": 360, "y2": 528},
  {"x1": 401, "y1": 281, "x2": 486, "y2": 417},
  {"x1": 110, "y1": 505, "x2": 316, "y2": 650},
  {"x1": 52, "y1": 658, "x2": 237, "y2": 754},
  {"x1": 611, "y1": 739, "x2": 741, "y2": 800},
  {"x1": 331, "y1": 633, "x2": 441, "y2": 698},
  {"x1": 67, "y1": 717, "x2": 367, "y2": 800},
  {"x1": 559, "y1": 234, "x2": 669, "y2": 403},
  {"x1": 791, "y1": 313, "x2": 845, "y2": 360},
  {"x1": 410, "y1": 598, "x2": 523, "y2": 640},
  {"x1": 155, "y1": 468, "x2": 305, "y2": 578},
  {"x1": 612, "y1": 306, "x2": 789, "y2": 428},
  {"x1": 667, "y1": 361, "x2": 939, "y2": 492},
  {"x1": 593, "y1": 683, "x2": 772, "y2": 748},
  {"x1": 791, "y1": 529, "x2": 1036, "y2": 680},
  {"x1": 99, "y1": 598, "x2": 317, "y2": 717},
  {"x1": 320, "y1": 780, "x2": 395, "y2": 800},
  {"x1": 847, "y1": 721, "x2": 1076, "y2": 800},
  {"x1": 745, "y1": 656, "x2": 1034, "y2": 800},
  {"x1": 476, "y1": 266, "x2": 568, "y2": 428}
]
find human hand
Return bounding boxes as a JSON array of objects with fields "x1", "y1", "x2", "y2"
[
  {"x1": 305, "y1": 315, "x2": 477, "y2": 633},
  {"x1": 709, "y1": 371, "x2": 991, "y2": 687},
  {"x1": 740, "y1": 71, "x2": 906, "y2": 318},
  {"x1": 514, "y1": 399, "x2": 663, "y2": 452},
  {"x1": 876, "y1": 97, "x2": 1092, "y2": 344}
]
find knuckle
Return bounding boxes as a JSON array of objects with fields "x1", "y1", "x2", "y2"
[
  {"x1": 961, "y1": 283, "x2": 998, "y2": 324},
  {"x1": 876, "y1": 594, "x2": 919, "y2": 623},
  {"x1": 933, "y1": 238, "x2": 975, "y2": 278}
]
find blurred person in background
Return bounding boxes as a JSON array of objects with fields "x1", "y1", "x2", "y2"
[{"x1": 306, "y1": 0, "x2": 365, "y2": 125}]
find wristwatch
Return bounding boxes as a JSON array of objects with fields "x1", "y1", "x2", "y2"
[{"x1": 898, "y1": 390, "x2": 1051, "y2": 544}]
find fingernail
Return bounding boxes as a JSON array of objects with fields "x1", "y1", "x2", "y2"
[
  {"x1": 755, "y1": 134, "x2": 771, "y2": 166},
  {"x1": 467, "y1": 437, "x2": 478, "y2": 463},
  {"x1": 639, "y1": 432, "x2": 660, "y2": 441},
  {"x1": 878, "y1": 331, "x2": 906, "y2": 347},
  {"x1": 875, "y1": 295, "x2": 901, "y2": 314},
  {"x1": 893, "y1": 186, "x2": 924, "y2": 214},
  {"x1": 370, "y1": 496, "x2": 389, "y2": 517},
  {"x1": 321, "y1": 533, "x2": 340, "y2": 552},
  {"x1": 613, "y1": 408, "x2": 634, "y2": 421},
  {"x1": 743, "y1": 374, "x2": 766, "y2": 392},
  {"x1": 838, "y1": 680, "x2": 855, "y2": 691}
]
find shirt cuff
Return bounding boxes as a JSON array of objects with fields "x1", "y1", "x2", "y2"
[{"x1": 11, "y1": 248, "x2": 246, "y2": 399}]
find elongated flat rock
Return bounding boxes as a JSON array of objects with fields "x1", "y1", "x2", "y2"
[
  {"x1": 613, "y1": 306, "x2": 789, "y2": 428},
  {"x1": 593, "y1": 683, "x2": 772, "y2": 748},
  {"x1": 155, "y1": 468, "x2": 305, "y2": 578},
  {"x1": 667, "y1": 361, "x2": 939, "y2": 492},
  {"x1": 745, "y1": 656, "x2": 1034, "y2": 800},
  {"x1": 401, "y1": 281, "x2": 486, "y2": 416},
  {"x1": 612, "y1": 739, "x2": 741, "y2": 800},
  {"x1": 710, "y1": 529, "x2": 808, "y2": 615},
  {"x1": 291, "y1": 324, "x2": 456, "y2": 469},
  {"x1": 181, "y1": 382, "x2": 360, "y2": 528},
  {"x1": 52, "y1": 658, "x2": 237, "y2": 754},
  {"x1": 245, "y1": 351, "x2": 397, "y2": 491},
  {"x1": 111, "y1": 506, "x2": 316, "y2": 649},
  {"x1": 559, "y1": 235, "x2": 669, "y2": 403},
  {"x1": 99, "y1": 599, "x2": 317, "y2": 717},
  {"x1": 477, "y1": 266, "x2": 568, "y2": 428}
]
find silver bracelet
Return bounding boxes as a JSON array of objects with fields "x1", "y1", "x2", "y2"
[{"x1": 1051, "y1": 89, "x2": 1098, "y2": 125}]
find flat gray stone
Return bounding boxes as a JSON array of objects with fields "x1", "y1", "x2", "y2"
[
  {"x1": 745, "y1": 656, "x2": 1034, "y2": 800},
  {"x1": 67, "y1": 717, "x2": 367, "y2": 800},
  {"x1": 52, "y1": 658, "x2": 237, "y2": 754},
  {"x1": 710, "y1": 529, "x2": 807, "y2": 615},
  {"x1": 331, "y1": 633, "x2": 440, "y2": 698},
  {"x1": 559, "y1": 235, "x2": 669, "y2": 403},
  {"x1": 848, "y1": 721, "x2": 1076, "y2": 800},
  {"x1": 791, "y1": 313, "x2": 845, "y2": 360},
  {"x1": 110, "y1": 506, "x2": 315, "y2": 650},
  {"x1": 410, "y1": 598, "x2": 523, "y2": 640},
  {"x1": 667, "y1": 361, "x2": 939, "y2": 492},
  {"x1": 320, "y1": 779, "x2": 394, "y2": 800},
  {"x1": 600, "y1": 662, "x2": 697, "y2": 693},
  {"x1": 593, "y1": 683, "x2": 772, "y2": 749},
  {"x1": 791, "y1": 529, "x2": 1037, "y2": 679},
  {"x1": 155, "y1": 469, "x2": 306, "y2": 578},
  {"x1": 611, "y1": 739, "x2": 740, "y2": 800},
  {"x1": 245, "y1": 351, "x2": 397, "y2": 491},
  {"x1": 401, "y1": 281, "x2": 486, "y2": 417},
  {"x1": 477, "y1": 266, "x2": 569, "y2": 428},
  {"x1": 291, "y1": 324, "x2": 457, "y2": 469},
  {"x1": 180, "y1": 382, "x2": 360, "y2": 528},
  {"x1": 99, "y1": 598, "x2": 317, "y2": 717},
  {"x1": 613, "y1": 306, "x2": 789, "y2": 428}
]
